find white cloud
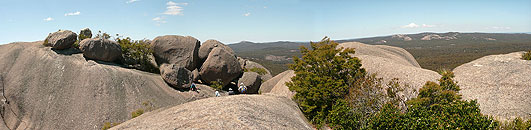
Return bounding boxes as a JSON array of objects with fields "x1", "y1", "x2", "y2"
[
  {"x1": 163, "y1": 1, "x2": 187, "y2": 15},
  {"x1": 243, "y1": 12, "x2": 251, "y2": 16},
  {"x1": 43, "y1": 17, "x2": 54, "y2": 21},
  {"x1": 126, "y1": 0, "x2": 139, "y2": 4},
  {"x1": 64, "y1": 11, "x2": 81, "y2": 16},
  {"x1": 152, "y1": 17, "x2": 167, "y2": 25},
  {"x1": 488, "y1": 26, "x2": 511, "y2": 30},
  {"x1": 422, "y1": 24, "x2": 435, "y2": 28},
  {"x1": 401, "y1": 23, "x2": 419, "y2": 28}
]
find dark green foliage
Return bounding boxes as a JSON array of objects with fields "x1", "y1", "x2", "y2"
[
  {"x1": 102, "y1": 122, "x2": 121, "y2": 130},
  {"x1": 116, "y1": 36, "x2": 159, "y2": 73},
  {"x1": 327, "y1": 99, "x2": 362, "y2": 130},
  {"x1": 287, "y1": 37, "x2": 366, "y2": 127},
  {"x1": 523, "y1": 51, "x2": 531, "y2": 60},
  {"x1": 366, "y1": 70, "x2": 498, "y2": 129},
  {"x1": 498, "y1": 117, "x2": 531, "y2": 130},
  {"x1": 210, "y1": 79, "x2": 223, "y2": 91},
  {"x1": 244, "y1": 67, "x2": 268, "y2": 75},
  {"x1": 95, "y1": 31, "x2": 111, "y2": 40}
]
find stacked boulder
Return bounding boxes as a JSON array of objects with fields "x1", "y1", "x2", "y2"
[
  {"x1": 43, "y1": 30, "x2": 77, "y2": 50},
  {"x1": 151, "y1": 36, "x2": 266, "y2": 92}
]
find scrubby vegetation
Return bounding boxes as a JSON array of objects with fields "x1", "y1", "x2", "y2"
[
  {"x1": 131, "y1": 108, "x2": 144, "y2": 118},
  {"x1": 288, "y1": 37, "x2": 499, "y2": 129},
  {"x1": 523, "y1": 51, "x2": 531, "y2": 60},
  {"x1": 366, "y1": 70, "x2": 498, "y2": 129},
  {"x1": 210, "y1": 79, "x2": 223, "y2": 91},
  {"x1": 498, "y1": 117, "x2": 531, "y2": 130},
  {"x1": 244, "y1": 67, "x2": 268, "y2": 75},
  {"x1": 102, "y1": 122, "x2": 121, "y2": 130},
  {"x1": 115, "y1": 36, "x2": 159, "y2": 73}
]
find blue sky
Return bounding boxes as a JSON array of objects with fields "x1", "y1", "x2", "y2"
[{"x1": 1, "y1": 0, "x2": 530, "y2": 44}]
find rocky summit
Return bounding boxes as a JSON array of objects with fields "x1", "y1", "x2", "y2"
[{"x1": 454, "y1": 52, "x2": 531, "y2": 121}]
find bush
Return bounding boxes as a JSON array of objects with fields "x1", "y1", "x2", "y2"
[
  {"x1": 131, "y1": 108, "x2": 144, "y2": 118},
  {"x1": 102, "y1": 122, "x2": 120, "y2": 130},
  {"x1": 366, "y1": 70, "x2": 498, "y2": 129},
  {"x1": 244, "y1": 67, "x2": 268, "y2": 75},
  {"x1": 523, "y1": 51, "x2": 531, "y2": 60},
  {"x1": 498, "y1": 117, "x2": 531, "y2": 130},
  {"x1": 210, "y1": 79, "x2": 223, "y2": 91},
  {"x1": 116, "y1": 36, "x2": 159, "y2": 73},
  {"x1": 287, "y1": 37, "x2": 366, "y2": 127}
]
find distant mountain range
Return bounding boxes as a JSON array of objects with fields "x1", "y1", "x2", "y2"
[{"x1": 229, "y1": 32, "x2": 531, "y2": 75}]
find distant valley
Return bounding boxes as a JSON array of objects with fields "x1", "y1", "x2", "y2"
[{"x1": 229, "y1": 32, "x2": 531, "y2": 75}]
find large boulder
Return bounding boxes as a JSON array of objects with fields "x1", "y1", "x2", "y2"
[
  {"x1": 237, "y1": 72, "x2": 262, "y2": 94},
  {"x1": 200, "y1": 47, "x2": 242, "y2": 86},
  {"x1": 79, "y1": 28, "x2": 92, "y2": 39},
  {"x1": 454, "y1": 52, "x2": 531, "y2": 121},
  {"x1": 337, "y1": 42, "x2": 440, "y2": 100},
  {"x1": 43, "y1": 30, "x2": 77, "y2": 50},
  {"x1": 0, "y1": 41, "x2": 219, "y2": 130},
  {"x1": 151, "y1": 35, "x2": 200, "y2": 71},
  {"x1": 198, "y1": 39, "x2": 234, "y2": 62},
  {"x1": 240, "y1": 58, "x2": 273, "y2": 81},
  {"x1": 79, "y1": 38, "x2": 122, "y2": 62},
  {"x1": 191, "y1": 69, "x2": 200, "y2": 82},
  {"x1": 269, "y1": 70, "x2": 296, "y2": 99},
  {"x1": 160, "y1": 64, "x2": 193, "y2": 89},
  {"x1": 260, "y1": 70, "x2": 294, "y2": 93},
  {"x1": 110, "y1": 95, "x2": 313, "y2": 130}
]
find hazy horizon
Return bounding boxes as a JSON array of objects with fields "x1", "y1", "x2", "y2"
[{"x1": 1, "y1": 0, "x2": 530, "y2": 44}]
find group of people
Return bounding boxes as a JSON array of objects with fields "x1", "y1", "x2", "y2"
[{"x1": 189, "y1": 83, "x2": 248, "y2": 97}]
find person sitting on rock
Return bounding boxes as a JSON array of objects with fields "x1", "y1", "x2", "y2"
[
  {"x1": 190, "y1": 83, "x2": 197, "y2": 91},
  {"x1": 238, "y1": 83, "x2": 247, "y2": 94}
]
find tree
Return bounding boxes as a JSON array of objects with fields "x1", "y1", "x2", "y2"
[{"x1": 287, "y1": 37, "x2": 366, "y2": 127}]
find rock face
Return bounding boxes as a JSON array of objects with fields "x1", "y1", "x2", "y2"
[
  {"x1": 160, "y1": 64, "x2": 193, "y2": 89},
  {"x1": 200, "y1": 47, "x2": 242, "y2": 86},
  {"x1": 242, "y1": 59, "x2": 273, "y2": 81},
  {"x1": 79, "y1": 28, "x2": 92, "y2": 39},
  {"x1": 454, "y1": 52, "x2": 531, "y2": 120},
  {"x1": 151, "y1": 35, "x2": 200, "y2": 71},
  {"x1": 198, "y1": 39, "x2": 234, "y2": 62},
  {"x1": 44, "y1": 30, "x2": 78, "y2": 50},
  {"x1": 191, "y1": 69, "x2": 200, "y2": 82},
  {"x1": 337, "y1": 42, "x2": 441, "y2": 99},
  {"x1": 79, "y1": 38, "x2": 122, "y2": 62},
  {"x1": 260, "y1": 70, "x2": 294, "y2": 93},
  {"x1": 0, "y1": 42, "x2": 219, "y2": 130},
  {"x1": 110, "y1": 95, "x2": 313, "y2": 130},
  {"x1": 237, "y1": 72, "x2": 262, "y2": 94},
  {"x1": 269, "y1": 70, "x2": 296, "y2": 99}
]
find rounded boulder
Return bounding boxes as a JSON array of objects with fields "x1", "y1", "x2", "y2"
[
  {"x1": 200, "y1": 47, "x2": 242, "y2": 87},
  {"x1": 198, "y1": 39, "x2": 234, "y2": 62},
  {"x1": 79, "y1": 38, "x2": 122, "y2": 62},
  {"x1": 160, "y1": 64, "x2": 193, "y2": 89},
  {"x1": 151, "y1": 35, "x2": 200, "y2": 71},
  {"x1": 44, "y1": 30, "x2": 78, "y2": 50},
  {"x1": 238, "y1": 72, "x2": 262, "y2": 94}
]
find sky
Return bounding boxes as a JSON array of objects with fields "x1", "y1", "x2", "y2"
[{"x1": 1, "y1": 0, "x2": 530, "y2": 44}]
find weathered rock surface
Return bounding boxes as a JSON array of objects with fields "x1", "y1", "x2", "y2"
[
  {"x1": 198, "y1": 39, "x2": 234, "y2": 62},
  {"x1": 110, "y1": 95, "x2": 312, "y2": 130},
  {"x1": 454, "y1": 52, "x2": 531, "y2": 120},
  {"x1": 0, "y1": 41, "x2": 218, "y2": 130},
  {"x1": 237, "y1": 72, "x2": 262, "y2": 94},
  {"x1": 151, "y1": 35, "x2": 200, "y2": 71},
  {"x1": 269, "y1": 70, "x2": 296, "y2": 99},
  {"x1": 338, "y1": 42, "x2": 441, "y2": 99},
  {"x1": 79, "y1": 28, "x2": 92, "y2": 39},
  {"x1": 44, "y1": 30, "x2": 78, "y2": 50},
  {"x1": 243, "y1": 60, "x2": 273, "y2": 81},
  {"x1": 191, "y1": 69, "x2": 200, "y2": 82},
  {"x1": 260, "y1": 70, "x2": 294, "y2": 93},
  {"x1": 200, "y1": 47, "x2": 242, "y2": 86},
  {"x1": 79, "y1": 38, "x2": 122, "y2": 62},
  {"x1": 160, "y1": 64, "x2": 193, "y2": 89}
]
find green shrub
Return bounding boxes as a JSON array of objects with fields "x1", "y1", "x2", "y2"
[
  {"x1": 246, "y1": 67, "x2": 268, "y2": 75},
  {"x1": 131, "y1": 108, "x2": 144, "y2": 118},
  {"x1": 95, "y1": 31, "x2": 111, "y2": 40},
  {"x1": 116, "y1": 36, "x2": 159, "y2": 73},
  {"x1": 498, "y1": 117, "x2": 531, "y2": 130},
  {"x1": 523, "y1": 51, "x2": 531, "y2": 60},
  {"x1": 287, "y1": 37, "x2": 366, "y2": 127},
  {"x1": 366, "y1": 70, "x2": 498, "y2": 129},
  {"x1": 210, "y1": 79, "x2": 223, "y2": 91},
  {"x1": 102, "y1": 122, "x2": 120, "y2": 130}
]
